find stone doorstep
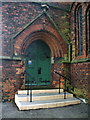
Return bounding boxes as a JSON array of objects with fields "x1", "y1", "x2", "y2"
[
  {"x1": 15, "y1": 92, "x2": 73, "y2": 102},
  {"x1": 15, "y1": 98, "x2": 81, "y2": 110},
  {"x1": 18, "y1": 89, "x2": 63, "y2": 95}
]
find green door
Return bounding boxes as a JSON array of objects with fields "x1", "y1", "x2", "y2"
[{"x1": 25, "y1": 40, "x2": 51, "y2": 86}]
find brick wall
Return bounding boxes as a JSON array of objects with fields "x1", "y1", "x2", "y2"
[
  {"x1": 2, "y1": 60, "x2": 67, "y2": 101},
  {"x1": 51, "y1": 63, "x2": 64, "y2": 87},
  {"x1": 71, "y1": 2, "x2": 90, "y2": 60},
  {"x1": 70, "y1": 2, "x2": 90, "y2": 94},
  {"x1": 2, "y1": 2, "x2": 71, "y2": 101},
  {"x1": 2, "y1": 2, "x2": 90, "y2": 101},
  {"x1": 71, "y1": 62, "x2": 89, "y2": 92},
  {"x1": 2, "y1": 2, "x2": 42, "y2": 56},
  {"x1": 51, "y1": 63, "x2": 71, "y2": 88},
  {"x1": 2, "y1": 60, "x2": 25, "y2": 101},
  {"x1": 2, "y1": 2, "x2": 70, "y2": 56}
]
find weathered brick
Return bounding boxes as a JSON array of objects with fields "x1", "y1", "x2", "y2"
[{"x1": 2, "y1": 2, "x2": 90, "y2": 101}]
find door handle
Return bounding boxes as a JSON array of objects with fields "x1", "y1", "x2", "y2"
[{"x1": 38, "y1": 67, "x2": 41, "y2": 74}]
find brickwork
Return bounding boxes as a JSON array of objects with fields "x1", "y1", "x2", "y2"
[
  {"x1": 71, "y1": 2, "x2": 90, "y2": 60},
  {"x1": 51, "y1": 63, "x2": 71, "y2": 88},
  {"x1": 51, "y1": 63, "x2": 64, "y2": 88},
  {"x1": 2, "y1": 2, "x2": 69, "y2": 56},
  {"x1": 2, "y1": 2, "x2": 41, "y2": 56},
  {"x1": 71, "y1": 62, "x2": 89, "y2": 92},
  {"x1": 2, "y1": 60, "x2": 25, "y2": 101},
  {"x1": 2, "y1": 2, "x2": 70, "y2": 101},
  {"x1": 1, "y1": 2, "x2": 90, "y2": 101},
  {"x1": 70, "y1": 2, "x2": 90, "y2": 93}
]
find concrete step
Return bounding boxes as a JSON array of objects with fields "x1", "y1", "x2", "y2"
[
  {"x1": 15, "y1": 92, "x2": 73, "y2": 102},
  {"x1": 18, "y1": 89, "x2": 63, "y2": 95},
  {"x1": 15, "y1": 97, "x2": 81, "y2": 110}
]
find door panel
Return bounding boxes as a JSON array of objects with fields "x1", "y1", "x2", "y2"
[{"x1": 25, "y1": 40, "x2": 51, "y2": 85}]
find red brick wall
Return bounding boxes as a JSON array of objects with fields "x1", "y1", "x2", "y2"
[
  {"x1": 71, "y1": 62, "x2": 89, "y2": 91},
  {"x1": 2, "y1": 2, "x2": 42, "y2": 56},
  {"x1": 2, "y1": 2, "x2": 70, "y2": 56},
  {"x1": 71, "y1": 2, "x2": 90, "y2": 60},
  {"x1": 70, "y1": 2, "x2": 90, "y2": 94},
  {"x1": 51, "y1": 63, "x2": 64, "y2": 87},
  {"x1": 51, "y1": 63, "x2": 71, "y2": 88},
  {"x1": 2, "y1": 2, "x2": 71, "y2": 101},
  {"x1": 2, "y1": 60, "x2": 25, "y2": 101},
  {"x1": 2, "y1": 61, "x2": 67, "y2": 101},
  {"x1": 2, "y1": 2, "x2": 89, "y2": 101}
]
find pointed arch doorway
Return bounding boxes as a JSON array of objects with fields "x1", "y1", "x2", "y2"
[{"x1": 25, "y1": 40, "x2": 51, "y2": 86}]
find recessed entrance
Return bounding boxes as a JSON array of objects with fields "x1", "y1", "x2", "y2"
[{"x1": 25, "y1": 40, "x2": 51, "y2": 86}]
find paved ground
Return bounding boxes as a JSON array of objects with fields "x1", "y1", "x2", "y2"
[{"x1": 0, "y1": 101, "x2": 89, "y2": 119}]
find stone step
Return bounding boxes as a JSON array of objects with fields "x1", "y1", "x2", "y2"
[
  {"x1": 18, "y1": 89, "x2": 63, "y2": 95},
  {"x1": 15, "y1": 97, "x2": 81, "y2": 110},
  {"x1": 15, "y1": 92, "x2": 73, "y2": 102}
]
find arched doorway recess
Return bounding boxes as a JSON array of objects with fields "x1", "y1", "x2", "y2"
[
  {"x1": 25, "y1": 40, "x2": 51, "y2": 86},
  {"x1": 14, "y1": 24, "x2": 68, "y2": 88}
]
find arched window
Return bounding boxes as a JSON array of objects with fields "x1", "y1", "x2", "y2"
[
  {"x1": 75, "y1": 5, "x2": 83, "y2": 56},
  {"x1": 77, "y1": 6, "x2": 83, "y2": 55},
  {"x1": 86, "y1": 6, "x2": 90, "y2": 54}
]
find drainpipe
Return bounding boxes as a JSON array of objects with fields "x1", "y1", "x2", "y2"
[{"x1": 68, "y1": 43, "x2": 72, "y2": 62}]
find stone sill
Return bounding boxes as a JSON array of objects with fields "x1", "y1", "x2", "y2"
[
  {"x1": 0, "y1": 56, "x2": 21, "y2": 61},
  {"x1": 71, "y1": 58, "x2": 90, "y2": 63}
]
